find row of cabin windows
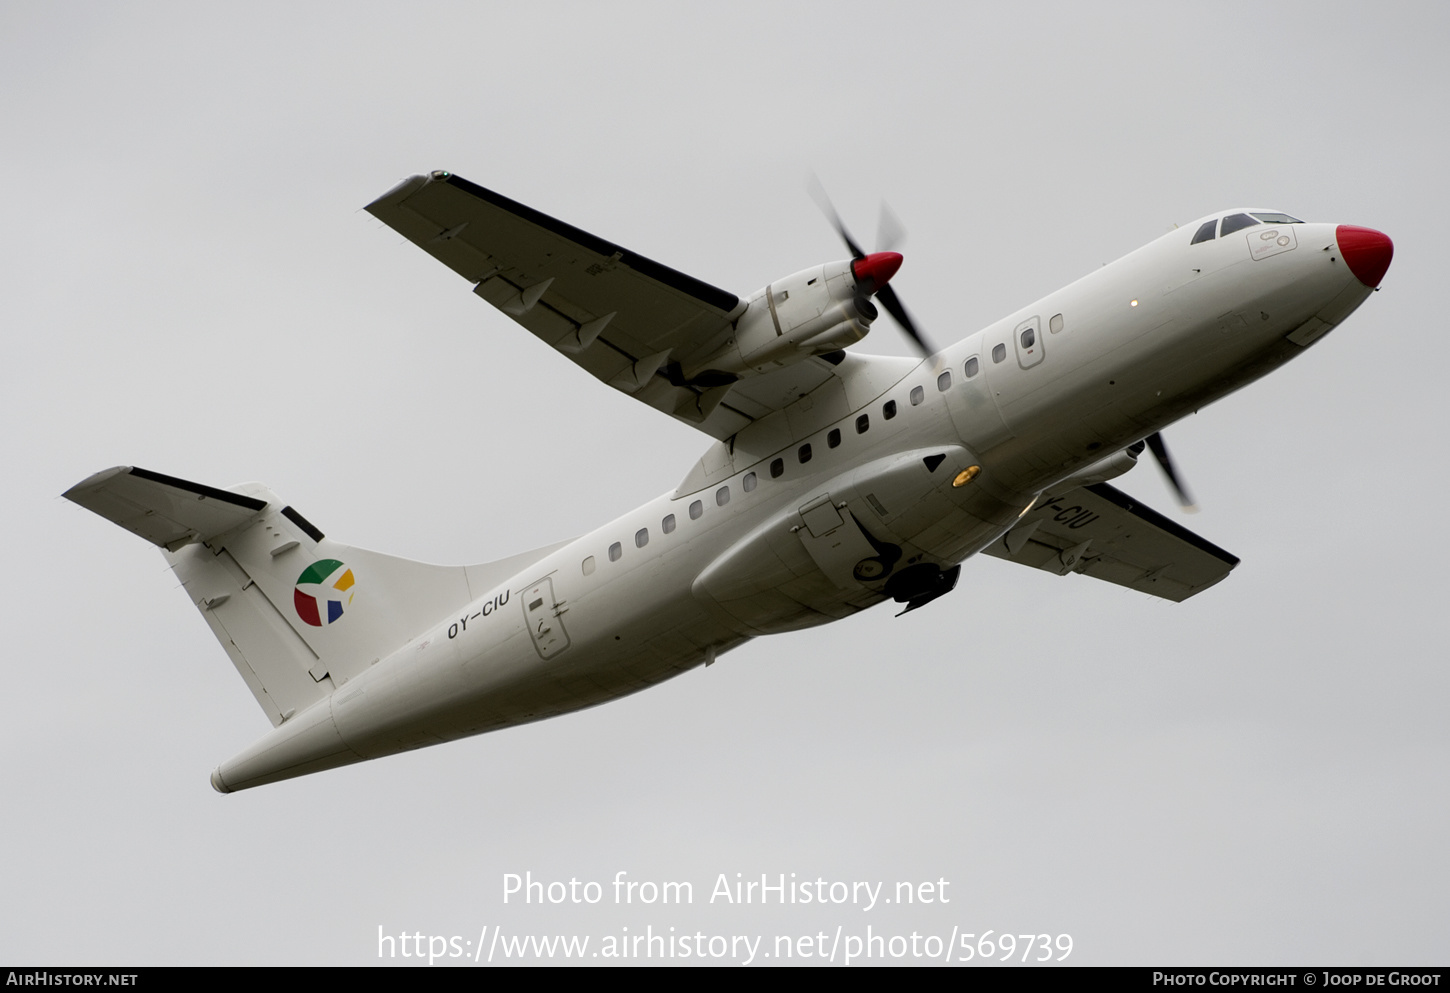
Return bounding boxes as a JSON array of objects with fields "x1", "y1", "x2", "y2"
[
  {"x1": 589, "y1": 363, "x2": 957, "y2": 573},
  {"x1": 583, "y1": 471, "x2": 760, "y2": 574},
  {"x1": 981, "y1": 325, "x2": 1039, "y2": 366},
  {"x1": 766, "y1": 392, "x2": 910, "y2": 479},
  {"x1": 581, "y1": 336, "x2": 1049, "y2": 578},
  {"x1": 755, "y1": 324, "x2": 1056, "y2": 485}
]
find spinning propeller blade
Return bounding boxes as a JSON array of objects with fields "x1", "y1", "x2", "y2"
[
  {"x1": 1145, "y1": 431, "x2": 1198, "y2": 512},
  {"x1": 808, "y1": 176, "x2": 936, "y2": 358}
]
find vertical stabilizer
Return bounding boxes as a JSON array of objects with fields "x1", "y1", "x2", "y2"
[{"x1": 65, "y1": 467, "x2": 559, "y2": 727}]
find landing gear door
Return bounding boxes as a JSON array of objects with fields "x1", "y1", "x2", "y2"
[
  {"x1": 796, "y1": 495, "x2": 883, "y2": 589},
  {"x1": 522, "y1": 577, "x2": 570, "y2": 660},
  {"x1": 1014, "y1": 316, "x2": 1044, "y2": 368}
]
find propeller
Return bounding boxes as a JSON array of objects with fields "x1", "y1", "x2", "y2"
[
  {"x1": 876, "y1": 201, "x2": 907, "y2": 254},
  {"x1": 1144, "y1": 431, "x2": 1198, "y2": 512},
  {"x1": 807, "y1": 176, "x2": 937, "y2": 358}
]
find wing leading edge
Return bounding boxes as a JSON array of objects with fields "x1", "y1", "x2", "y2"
[{"x1": 980, "y1": 482, "x2": 1239, "y2": 602}]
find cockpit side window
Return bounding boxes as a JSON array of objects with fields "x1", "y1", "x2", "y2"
[
  {"x1": 1220, "y1": 213, "x2": 1260, "y2": 236},
  {"x1": 1190, "y1": 219, "x2": 1217, "y2": 245}
]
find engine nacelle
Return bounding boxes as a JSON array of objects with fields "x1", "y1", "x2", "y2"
[
  {"x1": 1048, "y1": 442, "x2": 1143, "y2": 494},
  {"x1": 682, "y1": 259, "x2": 875, "y2": 380}
]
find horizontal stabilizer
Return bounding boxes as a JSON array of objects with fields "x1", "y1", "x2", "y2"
[{"x1": 63, "y1": 466, "x2": 266, "y2": 550}]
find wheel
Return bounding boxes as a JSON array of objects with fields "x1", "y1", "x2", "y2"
[{"x1": 853, "y1": 557, "x2": 888, "y2": 581}]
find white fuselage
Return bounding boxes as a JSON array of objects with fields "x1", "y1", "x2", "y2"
[{"x1": 214, "y1": 216, "x2": 1372, "y2": 791}]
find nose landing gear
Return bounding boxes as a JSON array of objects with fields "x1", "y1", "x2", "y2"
[{"x1": 884, "y1": 563, "x2": 961, "y2": 616}]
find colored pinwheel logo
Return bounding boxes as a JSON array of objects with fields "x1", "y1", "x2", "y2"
[{"x1": 293, "y1": 559, "x2": 355, "y2": 627}]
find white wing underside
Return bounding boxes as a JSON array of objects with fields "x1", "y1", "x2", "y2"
[
  {"x1": 365, "y1": 171, "x2": 857, "y2": 440},
  {"x1": 982, "y1": 482, "x2": 1239, "y2": 602}
]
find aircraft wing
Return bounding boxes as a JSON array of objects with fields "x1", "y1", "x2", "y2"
[
  {"x1": 979, "y1": 482, "x2": 1239, "y2": 602},
  {"x1": 367, "y1": 171, "x2": 828, "y2": 440}
]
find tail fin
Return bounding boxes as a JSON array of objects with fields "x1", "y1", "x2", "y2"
[{"x1": 65, "y1": 467, "x2": 562, "y2": 726}]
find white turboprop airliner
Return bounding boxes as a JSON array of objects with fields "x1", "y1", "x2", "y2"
[{"x1": 65, "y1": 172, "x2": 1393, "y2": 793}]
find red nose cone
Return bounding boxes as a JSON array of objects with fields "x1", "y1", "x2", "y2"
[
  {"x1": 851, "y1": 251, "x2": 903, "y2": 291},
  {"x1": 1336, "y1": 225, "x2": 1393, "y2": 288}
]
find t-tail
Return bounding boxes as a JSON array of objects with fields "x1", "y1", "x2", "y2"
[{"x1": 64, "y1": 466, "x2": 559, "y2": 792}]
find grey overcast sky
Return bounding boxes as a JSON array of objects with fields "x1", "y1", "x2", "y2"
[{"x1": 3, "y1": 0, "x2": 1446, "y2": 966}]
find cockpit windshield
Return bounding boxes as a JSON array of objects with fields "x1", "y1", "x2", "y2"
[
  {"x1": 1190, "y1": 220, "x2": 1217, "y2": 245},
  {"x1": 1219, "y1": 213, "x2": 1259, "y2": 236},
  {"x1": 1191, "y1": 210, "x2": 1305, "y2": 245}
]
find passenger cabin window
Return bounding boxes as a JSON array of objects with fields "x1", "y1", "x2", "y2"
[
  {"x1": 798, "y1": 443, "x2": 812, "y2": 464},
  {"x1": 743, "y1": 472, "x2": 757, "y2": 492},
  {"x1": 937, "y1": 370, "x2": 952, "y2": 392},
  {"x1": 716, "y1": 486, "x2": 730, "y2": 506},
  {"x1": 827, "y1": 428, "x2": 841, "y2": 449},
  {"x1": 1191, "y1": 219, "x2": 1217, "y2": 245},
  {"x1": 910, "y1": 385, "x2": 924, "y2": 405},
  {"x1": 1220, "y1": 213, "x2": 1260, "y2": 236},
  {"x1": 635, "y1": 528, "x2": 649, "y2": 548},
  {"x1": 608, "y1": 542, "x2": 622, "y2": 562},
  {"x1": 770, "y1": 458, "x2": 784, "y2": 478},
  {"x1": 1049, "y1": 313, "x2": 1064, "y2": 333},
  {"x1": 992, "y1": 343, "x2": 1006, "y2": 363},
  {"x1": 689, "y1": 500, "x2": 703, "y2": 520},
  {"x1": 662, "y1": 514, "x2": 676, "y2": 534},
  {"x1": 856, "y1": 413, "x2": 869, "y2": 433},
  {"x1": 582, "y1": 555, "x2": 596, "y2": 576},
  {"x1": 883, "y1": 400, "x2": 896, "y2": 420},
  {"x1": 964, "y1": 356, "x2": 979, "y2": 378}
]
